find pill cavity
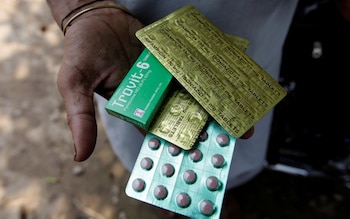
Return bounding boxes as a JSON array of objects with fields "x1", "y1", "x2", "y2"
[
  {"x1": 199, "y1": 200, "x2": 215, "y2": 216},
  {"x1": 148, "y1": 138, "x2": 160, "y2": 149},
  {"x1": 132, "y1": 178, "x2": 145, "y2": 192},
  {"x1": 189, "y1": 149, "x2": 202, "y2": 162},
  {"x1": 216, "y1": 133, "x2": 229, "y2": 146},
  {"x1": 162, "y1": 163, "x2": 175, "y2": 177},
  {"x1": 189, "y1": 112, "x2": 203, "y2": 123},
  {"x1": 176, "y1": 192, "x2": 191, "y2": 208},
  {"x1": 140, "y1": 157, "x2": 153, "y2": 170},
  {"x1": 178, "y1": 91, "x2": 191, "y2": 100},
  {"x1": 168, "y1": 144, "x2": 181, "y2": 156},
  {"x1": 170, "y1": 104, "x2": 182, "y2": 115},
  {"x1": 183, "y1": 169, "x2": 197, "y2": 184},
  {"x1": 211, "y1": 154, "x2": 225, "y2": 168},
  {"x1": 154, "y1": 185, "x2": 168, "y2": 200},
  {"x1": 206, "y1": 176, "x2": 220, "y2": 191}
]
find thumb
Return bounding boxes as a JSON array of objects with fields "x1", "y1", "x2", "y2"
[{"x1": 57, "y1": 68, "x2": 97, "y2": 162}]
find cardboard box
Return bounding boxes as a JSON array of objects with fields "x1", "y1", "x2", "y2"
[{"x1": 105, "y1": 49, "x2": 173, "y2": 129}]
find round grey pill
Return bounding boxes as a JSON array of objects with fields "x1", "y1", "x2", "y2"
[
  {"x1": 132, "y1": 178, "x2": 145, "y2": 192},
  {"x1": 176, "y1": 192, "x2": 191, "y2": 208},
  {"x1": 199, "y1": 200, "x2": 215, "y2": 216},
  {"x1": 199, "y1": 131, "x2": 208, "y2": 141},
  {"x1": 216, "y1": 133, "x2": 229, "y2": 146},
  {"x1": 211, "y1": 154, "x2": 225, "y2": 168},
  {"x1": 148, "y1": 137, "x2": 160, "y2": 149},
  {"x1": 154, "y1": 185, "x2": 168, "y2": 200},
  {"x1": 140, "y1": 157, "x2": 153, "y2": 170},
  {"x1": 161, "y1": 163, "x2": 175, "y2": 177},
  {"x1": 183, "y1": 170, "x2": 197, "y2": 184},
  {"x1": 189, "y1": 149, "x2": 202, "y2": 162},
  {"x1": 206, "y1": 176, "x2": 220, "y2": 191},
  {"x1": 168, "y1": 144, "x2": 181, "y2": 156}
]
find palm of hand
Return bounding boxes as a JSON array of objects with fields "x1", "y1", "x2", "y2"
[{"x1": 57, "y1": 11, "x2": 144, "y2": 161}]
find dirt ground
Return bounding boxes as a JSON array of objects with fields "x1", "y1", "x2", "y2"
[
  {"x1": 1, "y1": 1, "x2": 161, "y2": 218},
  {"x1": 1, "y1": 1, "x2": 350, "y2": 219}
]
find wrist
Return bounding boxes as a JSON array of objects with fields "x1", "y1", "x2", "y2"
[
  {"x1": 61, "y1": 3, "x2": 132, "y2": 35},
  {"x1": 46, "y1": 0, "x2": 117, "y2": 26}
]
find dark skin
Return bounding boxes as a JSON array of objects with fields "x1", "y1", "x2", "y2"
[{"x1": 47, "y1": 0, "x2": 254, "y2": 162}]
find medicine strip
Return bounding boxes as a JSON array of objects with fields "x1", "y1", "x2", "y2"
[
  {"x1": 149, "y1": 87, "x2": 209, "y2": 150},
  {"x1": 136, "y1": 5, "x2": 287, "y2": 138},
  {"x1": 147, "y1": 34, "x2": 248, "y2": 150},
  {"x1": 125, "y1": 120, "x2": 236, "y2": 219}
]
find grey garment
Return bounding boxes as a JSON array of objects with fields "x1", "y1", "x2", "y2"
[
  {"x1": 96, "y1": 94, "x2": 144, "y2": 171},
  {"x1": 97, "y1": 0, "x2": 298, "y2": 189}
]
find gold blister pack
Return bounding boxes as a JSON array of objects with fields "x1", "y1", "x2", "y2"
[
  {"x1": 225, "y1": 34, "x2": 249, "y2": 52},
  {"x1": 147, "y1": 34, "x2": 248, "y2": 150},
  {"x1": 148, "y1": 87, "x2": 209, "y2": 150},
  {"x1": 136, "y1": 5, "x2": 287, "y2": 138}
]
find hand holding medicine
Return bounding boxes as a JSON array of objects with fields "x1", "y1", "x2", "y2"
[
  {"x1": 47, "y1": 0, "x2": 297, "y2": 218},
  {"x1": 47, "y1": 0, "x2": 254, "y2": 162},
  {"x1": 47, "y1": 0, "x2": 145, "y2": 161}
]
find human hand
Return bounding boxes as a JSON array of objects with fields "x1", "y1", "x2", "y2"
[
  {"x1": 57, "y1": 7, "x2": 144, "y2": 161},
  {"x1": 53, "y1": 2, "x2": 254, "y2": 162}
]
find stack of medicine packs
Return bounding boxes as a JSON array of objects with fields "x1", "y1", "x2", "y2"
[{"x1": 105, "y1": 5, "x2": 286, "y2": 219}]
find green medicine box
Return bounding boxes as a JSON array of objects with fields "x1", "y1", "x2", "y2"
[{"x1": 105, "y1": 49, "x2": 173, "y2": 130}]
